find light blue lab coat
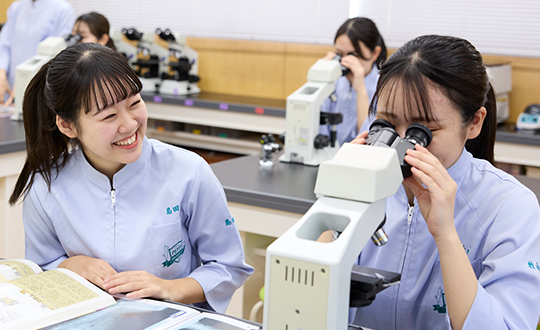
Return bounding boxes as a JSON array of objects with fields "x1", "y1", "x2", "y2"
[
  {"x1": 353, "y1": 149, "x2": 540, "y2": 329},
  {"x1": 319, "y1": 64, "x2": 379, "y2": 145},
  {"x1": 23, "y1": 137, "x2": 254, "y2": 312},
  {"x1": 0, "y1": 0, "x2": 75, "y2": 89}
]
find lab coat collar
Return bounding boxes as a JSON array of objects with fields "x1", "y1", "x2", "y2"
[
  {"x1": 76, "y1": 135, "x2": 151, "y2": 189},
  {"x1": 446, "y1": 147, "x2": 472, "y2": 191}
]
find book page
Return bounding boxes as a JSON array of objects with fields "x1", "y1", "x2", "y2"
[
  {"x1": 0, "y1": 269, "x2": 115, "y2": 330},
  {"x1": 0, "y1": 259, "x2": 42, "y2": 282},
  {"x1": 171, "y1": 312, "x2": 261, "y2": 330},
  {"x1": 40, "y1": 299, "x2": 200, "y2": 330}
]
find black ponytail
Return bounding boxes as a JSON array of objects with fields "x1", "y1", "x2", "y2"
[
  {"x1": 465, "y1": 85, "x2": 496, "y2": 164},
  {"x1": 9, "y1": 62, "x2": 71, "y2": 205}
]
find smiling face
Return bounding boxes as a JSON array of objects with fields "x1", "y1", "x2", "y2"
[
  {"x1": 58, "y1": 93, "x2": 148, "y2": 179},
  {"x1": 375, "y1": 81, "x2": 470, "y2": 169}
]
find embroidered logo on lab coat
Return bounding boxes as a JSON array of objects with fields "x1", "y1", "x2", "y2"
[
  {"x1": 166, "y1": 205, "x2": 180, "y2": 215},
  {"x1": 162, "y1": 238, "x2": 185, "y2": 268},
  {"x1": 225, "y1": 217, "x2": 235, "y2": 226},
  {"x1": 433, "y1": 287, "x2": 447, "y2": 313}
]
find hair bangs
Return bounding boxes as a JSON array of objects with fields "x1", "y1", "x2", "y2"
[
  {"x1": 371, "y1": 63, "x2": 439, "y2": 126},
  {"x1": 63, "y1": 49, "x2": 142, "y2": 115}
]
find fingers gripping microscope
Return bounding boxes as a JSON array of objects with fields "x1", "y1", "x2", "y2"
[
  {"x1": 279, "y1": 59, "x2": 344, "y2": 166},
  {"x1": 264, "y1": 120, "x2": 432, "y2": 330}
]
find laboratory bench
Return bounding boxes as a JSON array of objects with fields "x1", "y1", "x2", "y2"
[
  {"x1": 142, "y1": 91, "x2": 540, "y2": 169},
  {"x1": 0, "y1": 117, "x2": 26, "y2": 260},
  {"x1": 142, "y1": 92, "x2": 286, "y2": 155}
]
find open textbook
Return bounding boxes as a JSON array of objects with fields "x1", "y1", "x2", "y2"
[{"x1": 0, "y1": 259, "x2": 260, "y2": 330}]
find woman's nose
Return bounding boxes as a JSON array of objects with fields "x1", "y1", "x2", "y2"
[
  {"x1": 118, "y1": 110, "x2": 137, "y2": 132},
  {"x1": 396, "y1": 126, "x2": 408, "y2": 138}
]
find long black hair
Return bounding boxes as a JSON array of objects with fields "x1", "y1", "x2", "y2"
[
  {"x1": 335, "y1": 17, "x2": 387, "y2": 70},
  {"x1": 370, "y1": 35, "x2": 496, "y2": 164},
  {"x1": 9, "y1": 43, "x2": 142, "y2": 205}
]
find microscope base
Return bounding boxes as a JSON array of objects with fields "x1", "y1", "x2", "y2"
[
  {"x1": 279, "y1": 145, "x2": 340, "y2": 166},
  {"x1": 140, "y1": 77, "x2": 160, "y2": 93},
  {"x1": 159, "y1": 80, "x2": 201, "y2": 96}
]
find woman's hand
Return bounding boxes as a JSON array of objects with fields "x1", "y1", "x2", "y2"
[
  {"x1": 351, "y1": 131, "x2": 369, "y2": 145},
  {"x1": 340, "y1": 55, "x2": 366, "y2": 91},
  {"x1": 103, "y1": 271, "x2": 172, "y2": 300},
  {"x1": 58, "y1": 255, "x2": 118, "y2": 289},
  {"x1": 323, "y1": 51, "x2": 337, "y2": 60},
  {"x1": 103, "y1": 271, "x2": 206, "y2": 304},
  {"x1": 402, "y1": 144, "x2": 458, "y2": 241},
  {"x1": 0, "y1": 70, "x2": 13, "y2": 106}
]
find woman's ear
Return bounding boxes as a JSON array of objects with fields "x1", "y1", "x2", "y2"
[
  {"x1": 466, "y1": 107, "x2": 487, "y2": 140},
  {"x1": 56, "y1": 115, "x2": 78, "y2": 139},
  {"x1": 372, "y1": 45, "x2": 382, "y2": 61},
  {"x1": 98, "y1": 34, "x2": 110, "y2": 47}
]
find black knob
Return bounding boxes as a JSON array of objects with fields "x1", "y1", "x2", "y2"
[{"x1": 314, "y1": 134, "x2": 330, "y2": 149}]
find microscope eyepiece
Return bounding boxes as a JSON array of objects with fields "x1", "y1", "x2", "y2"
[
  {"x1": 366, "y1": 121, "x2": 433, "y2": 178},
  {"x1": 122, "y1": 27, "x2": 143, "y2": 41},
  {"x1": 404, "y1": 123, "x2": 432, "y2": 147}
]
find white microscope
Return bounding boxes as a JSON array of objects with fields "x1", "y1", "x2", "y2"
[
  {"x1": 109, "y1": 28, "x2": 138, "y2": 66},
  {"x1": 155, "y1": 28, "x2": 201, "y2": 96},
  {"x1": 279, "y1": 59, "x2": 344, "y2": 166},
  {"x1": 11, "y1": 34, "x2": 80, "y2": 121},
  {"x1": 264, "y1": 120, "x2": 432, "y2": 330},
  {"x1": 121, "y1": 27, "x2": 169, "y2": 93}
]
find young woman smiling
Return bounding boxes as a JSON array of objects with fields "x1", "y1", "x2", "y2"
[{"x1": 9, "y1": 43, "x2": 253, "y2": 312}]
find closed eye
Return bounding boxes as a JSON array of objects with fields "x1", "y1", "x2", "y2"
[{"x1": 131, "y1": 100, "x2": 141, "y2": 107}]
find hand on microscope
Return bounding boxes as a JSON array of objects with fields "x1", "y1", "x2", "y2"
[
  {"x1": 352, "y1": 129, "x2": 458, "y2": 241},
  {"x1": 324, "y1": 51, "x2": 366, "y2": 91},
  {"x1": 0, "y1": 70, "x2": 15, "y2": 106}
]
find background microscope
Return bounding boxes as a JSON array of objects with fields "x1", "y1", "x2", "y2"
[
  {"x1": 121, "y1": 27, "x2": 169, "y2": 93},
  {"x1": 11, "y1": 34, "x2": 81, "y2": 121},
  {"x1": 156, "y1": 28, "x2": 201, "y2": 96},
  {"x1": 109, "y1": 28, "x2": 137, "y2": 66},
  {"x1": 279, "y1": 59, "x2": 344, "y2": 166}
]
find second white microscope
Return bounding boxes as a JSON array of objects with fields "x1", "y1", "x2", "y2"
[{"x1": 279, "y1": 59, "x2": 344, "y2": 166}]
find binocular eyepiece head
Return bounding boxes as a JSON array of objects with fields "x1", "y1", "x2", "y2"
[
  {"x1": 332, "y1": 54, "x2": 350, "y2": 76},
  {"x1": 365, "y1": 119, "x2": 433, "y2": 178}
]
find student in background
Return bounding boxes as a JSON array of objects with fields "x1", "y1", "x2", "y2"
[
  {"x1": 73, "y1": 12, "x2": 116, "y2": 50},
  {"x1": 0, "y1": 0, "x2": 75, "y2": 105},
  {"x1": 9, "y1": 43, "x2": 253, "y2": 313},
  {"x1": 319, "y1": 17, "x2": 387, "y2": 145},
  {"x1": 350, "y1": 35, "x2": 540, "y2": 330}
]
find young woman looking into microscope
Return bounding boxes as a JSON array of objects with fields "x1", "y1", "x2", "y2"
[
  {"x1": 319, "y1": 17, "x2": 387, "y2": 145},
  {"x1": 346, "y1": 34, "x2": 540, "y2": 330}
]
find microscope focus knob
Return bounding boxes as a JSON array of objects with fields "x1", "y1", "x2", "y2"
[{"x1": 314, "y1": 134, "x2": 330, "y2": 149}]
